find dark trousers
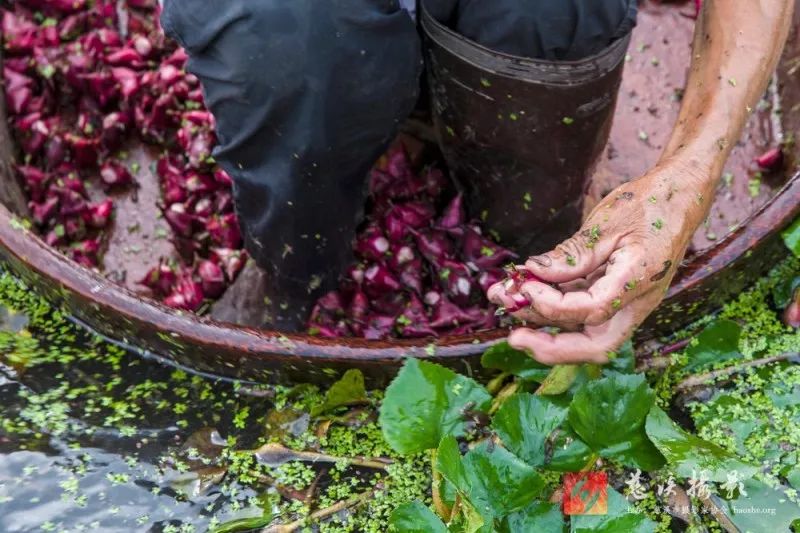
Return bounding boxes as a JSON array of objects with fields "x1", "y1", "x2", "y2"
[{"x1": 160, "y1": 0, "x2": 637, "y2": 322}]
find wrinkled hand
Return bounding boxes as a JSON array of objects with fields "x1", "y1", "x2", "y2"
[{"x1": 488, "y1": 166, "x2": 704, "y2": 365}]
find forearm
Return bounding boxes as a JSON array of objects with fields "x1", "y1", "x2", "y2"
[{"x1": 659, "y1": 0, "x2": 793, "y2": 229}]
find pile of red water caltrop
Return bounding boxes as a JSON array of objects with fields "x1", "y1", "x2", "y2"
[
  {"x1": 4, "y1": 1, "x2": 526, "y2": 338},
  {"x1": 307, "y1": 146, "x2": 526, "y2": 339},
  {"x1": 2, "y1": 0, "x2": 245, "y2": 311}
]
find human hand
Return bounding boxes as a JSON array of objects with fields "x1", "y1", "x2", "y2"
[{"x1": 488, "y1": 164, "x2": 706, "y2": 364}]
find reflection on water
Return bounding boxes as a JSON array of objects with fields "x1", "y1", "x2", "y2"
[
  {"x1": 0, "y1": 306, "x2": 27, "y2": 333},
  {"x1": 0, "y1": 266, "x2": 275, "y2": 533},
  {"x1": 0, "y1": 302, "x2": 261, "y2": 532}
]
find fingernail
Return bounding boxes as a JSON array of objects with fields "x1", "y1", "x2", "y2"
[{"x1": 529, "y1": 254, "x2": 552, "y2": 267}]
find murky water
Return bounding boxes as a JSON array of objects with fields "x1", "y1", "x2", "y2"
[{"x1": 0, "y1": 288, "x2": 281, "y2": 532}]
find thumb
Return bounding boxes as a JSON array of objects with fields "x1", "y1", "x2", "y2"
[{"x1": 525, "y1": 226, "x2": 620, "y2": 284}]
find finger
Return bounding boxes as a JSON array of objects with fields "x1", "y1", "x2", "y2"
[
  {"x1": 487, "y1": 282, "x2": 518, "y2": 309},
  {"x1": 558, "y1": 264, "x2": 607, "y2": 292},
  {"x1": 525, "y1": 226, "x2": 622, "y2": 284},
  {"x1": 520, "y1": 246, "x2": 644, "y2": 326},
  {"x1": 488, "y1": 281, "x2": 554, "y2": 325},
  {"x1": 507, "y1": 292, "x2": 658, "y2": 365}
]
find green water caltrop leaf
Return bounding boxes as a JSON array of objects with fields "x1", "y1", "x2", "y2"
[
  {"x1": 211, "y1": 493, "x2": 279, "y2": 533},
  {"x1": 645, "y1": 406, "x2": 757, "y2": 483},
  {"x1": 492, "y1": 393, "x2": 567, "y2": 467},
  {"x1": 570, "y1": 487, "x2": 656, "y2": 532},
  {"x1": 311, "y1": 369, "x2": 367, "y2": 416},
  {"x1": 211, "y1": 512, "x2": 275, "y2": 533},
  {"x1": 547, "y1": 426, "x2": 595, "y2": 472},
  {"x1": 715, "y1": 478, "x2": 800, "y2": 532},
  {"x1": 786, "y1": 468, "x2": 800, "y2": 490},
  {"x1": 568, "y1": 373, "x2": 665, "y2": 471},
  {"x1": 437, "y1": 436, "x2": 546, "y2": 523},
  {"x1": 500, "y1": 501, "x2": 565, "y2": 532},
  {"x1": 380, "y1": 359, "x2": 491, "y2": 454},
  {"x1": 388, "y1": 501, "x2": 448, "y2": 533},
  {"x1": 684, "y1": 319, "x2": 742, "y2": 371},
  {"x1": 782, "y1": 216, "x2": 800, "y2": 257},
  {"x1": 480, "y1": 341, "x2": 550, "y2": 382}
]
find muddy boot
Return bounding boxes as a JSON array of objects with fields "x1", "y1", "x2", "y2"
[
  {"x1": 210, "y1": 260, "x2": 320, "y2": 331},
  {"x1": 420, "y1": 2, "x2": 631, "y2": 256}
]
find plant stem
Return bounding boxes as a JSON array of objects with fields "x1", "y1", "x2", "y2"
[
  {"x1": 489, "y1": 381, "x2": 519, "y2": 415},
  {"x1": 252, "y1": 443, "x2": 392, "y2": 470},
  {"x1": 262, "y1": 489, "x2": 374, "y2": 532},
  {"x1": 486, "y1": 372, "x2": 511, "y2": 395},
  {"x1": 580, "y1": 453, "x2": 600, "y2": 472},
  {"x1": 676, "y1": 352, "x2": 798, "y2": 391},
  {"x1": 636, "y1": 338, "x2": 693, "y2": 371},
  {"x1": 430, "y1": 448, "x2": 452, "y2": 520},
  {"x1": 447, "y1": 495, "x2": 462, "y2": 526},
  {"x1": 536, "y1": 364, "x2": 580, "y2": 395}
]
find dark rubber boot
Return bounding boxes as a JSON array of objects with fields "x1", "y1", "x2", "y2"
[{"x1": 420, "y1": 4, "x2": 630, "y2": 256}]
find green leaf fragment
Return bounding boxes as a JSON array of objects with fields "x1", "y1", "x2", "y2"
[
  {"x1": 379, "y1": 359, "x2": 491, "y2": 454},
  {"x1": 492, "y1": 393, "x2": 567, "y2": 466},
  {"x1": 311, "y1": 369, "x2": 367, "y2": 416},
  {"x1": 9, "y1": 217, "x2": 31, "y2": 231},
  {"x1": 771, "y1": 274, "x2": 800, "y2": 308},
  {"x1": 568, "y1": 373, "x2": 665, "y2": 470},
  {"x1": 548, "y1": 426, "x2": 595, "y2": 472},
  {"x1": 211, "y1": 514, "x2": 274, "y2": 533},
  {"x1": 748, "y1": 177, "x2": 761, "y2": 197},
  {"x1": 500, "y1": 501, "x2": 564, "y2": 532},
  {"x1": 715, "y1": 478, "x2": 800, "y2": 532},
  {"x1": 722, "y1": 172, "x2": 734, "y2": 187},
  {"x1": 39, "y1": 64, "x2": 55, "y2": 79},
  {"x1": 783, "y1": 216, "x2": 800, "y2": 257},
  {"x1": 436, "y1": 436, "x2": 545, "y2": 522},
  {"x1": 480, "y1": 341, "x2": 550, "y2": 382},
  {"x1": 683, "y1": 318, "x2": 742, "y2": 371},
  {"x1": 389, "y1": 501, "x2": 448, "y2": 533},
  {"x1": 645, "y1": 406, "x2": 757, "y2": 483},
  {"x1": 570, "y1": 487, "x2": 656, "y2": 533}
]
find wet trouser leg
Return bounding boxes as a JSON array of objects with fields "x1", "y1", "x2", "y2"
[
  {"x1": 161, "y1": 0, "x2": 422, "y2": 329},
  {"x1": 431, "y1": 0, "x2": 637, "y2": 61},
  {"x1": 160, "y1": 0, "x2": 636, "y2": 331}
]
